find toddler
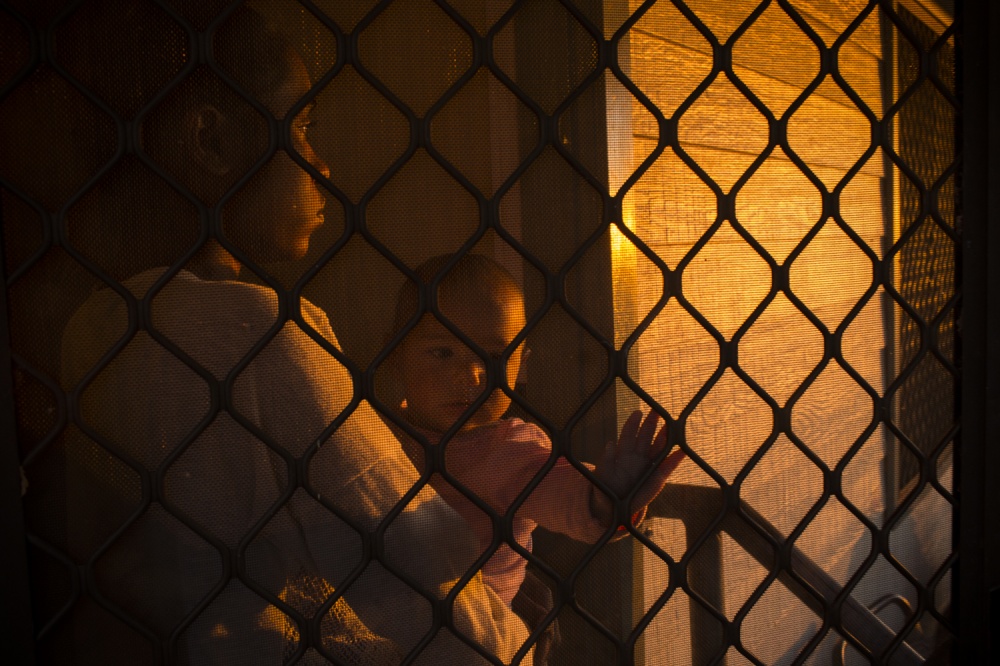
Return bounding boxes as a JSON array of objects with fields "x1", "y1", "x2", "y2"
[{"x1": 387, "y1": 253, "x2": 683, "y2": 649}]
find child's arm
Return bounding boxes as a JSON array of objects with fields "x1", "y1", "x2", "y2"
[
  {"x1": 473, "y1": 412, "x2": 682, "y2": 542},
  {"x1": 421, "y1": 413, "x2": 682, "y2": 543},
  {"x1": 589, "y1": 410, "x2": 685, "y2": 531}
]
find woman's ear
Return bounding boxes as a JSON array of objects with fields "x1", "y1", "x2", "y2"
[{"x1": 187, "y1": 105, "x2": 231, "y2": 176}]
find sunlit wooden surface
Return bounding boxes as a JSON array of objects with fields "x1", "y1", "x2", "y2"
[{"x1": 611, "y1": 1, "x2": 954, "y2": 663}]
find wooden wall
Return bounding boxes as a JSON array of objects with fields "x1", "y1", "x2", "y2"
[{"x1": 617, "y1": 1, "x2": 953, "y2": 663}]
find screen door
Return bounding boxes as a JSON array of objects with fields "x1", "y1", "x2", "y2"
[{"x1": 0, "y1": 0, "x2": 958, "y2": 664}]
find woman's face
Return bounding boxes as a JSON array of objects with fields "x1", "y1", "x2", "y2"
[{"x1": 224, "y1": 51, "x2": 330, "y2": 263}]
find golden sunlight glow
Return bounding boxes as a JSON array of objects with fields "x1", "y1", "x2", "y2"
[
  {"x1": 610, "y1": 201, "x2": 638, "y2": 352},
  {"x1": 614, "y1": 1, "x2": 954, "y2": 663}
]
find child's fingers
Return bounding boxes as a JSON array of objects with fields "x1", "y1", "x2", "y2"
[
  {"x1": 647, "y1": 449, "x2": 684, "y2": 489},
  {"x1": 648, "y1": 415, "x2": 669, "y2": 460},
  {"x1": 600, "y1": 437, "x2": 617, "y2": 473},
  {"x1": 645, "y1": 448, "x2": 685, "y2": 495},
  {"x1": 657, "y1": 447, "x2": 686, "y2": 480},
  {"x1": 633, "y1": 410, "x2": 661, "y2": 457},
  {"x1": 617, "y1": 410, "x2": 643, "y2": 458},
  {"x1": 634, "y1": 448, "x2": 686, "y2": 509}
]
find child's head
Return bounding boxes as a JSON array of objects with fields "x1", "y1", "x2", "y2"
[{"x1": 391, "y1": 253, "x2": 526, "y2": 433}]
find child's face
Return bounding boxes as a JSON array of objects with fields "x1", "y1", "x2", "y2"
[{"x1": 398, "y1": 284, "x2": 525, "y2": 433}]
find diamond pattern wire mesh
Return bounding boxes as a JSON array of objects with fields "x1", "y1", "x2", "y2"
[{"x1": 0, "y1": 0, "x2": 959, "y2": 664}]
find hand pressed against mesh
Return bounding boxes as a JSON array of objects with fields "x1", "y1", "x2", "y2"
[{"x1": 591, "y1": 409, "x2": 686, "y2": 527}]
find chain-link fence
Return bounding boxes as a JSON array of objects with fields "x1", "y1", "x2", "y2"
[{"x1": 0, "y1": 0, "x2": 958, "y2": 664}]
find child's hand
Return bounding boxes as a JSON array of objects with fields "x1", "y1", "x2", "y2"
[{"x1": 591, "y1": 410, "x2": 685, "y2": 529}]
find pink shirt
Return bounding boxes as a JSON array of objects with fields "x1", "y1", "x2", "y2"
[{"x1": 393, "y1": 418, "x2": 607, "y2": 605}]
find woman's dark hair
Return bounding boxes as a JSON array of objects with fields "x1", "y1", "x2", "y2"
[
  {"x1": 212, "y1": 7, "x2": 296, "y2": 114},
  {"x1": 141, "y1": 6, "x2": 296, "y2": 162},
  {"x1": 76, "y1": 6, "x2": 300, "y2": 282}
]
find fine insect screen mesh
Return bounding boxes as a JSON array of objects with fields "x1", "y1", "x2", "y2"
[{"x1": 0, "y1": 0, "x2": 957, "y2": 664}]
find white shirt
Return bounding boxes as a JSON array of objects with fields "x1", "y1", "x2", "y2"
[{"x1": 61, "y1": 268, "x2": 530, "y2": 664}]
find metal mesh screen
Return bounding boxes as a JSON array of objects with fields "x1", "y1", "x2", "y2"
[
  {"x1": 0, "y1": 0, "x2": 958, "y2": 664},
  {"x1": 891, "y1": 4, "x2": 955, "y2": 498}
]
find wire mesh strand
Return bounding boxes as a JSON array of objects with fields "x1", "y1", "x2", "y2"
[{"x1": 0, "y1": 0, "x2": 959, "y2": 664}]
